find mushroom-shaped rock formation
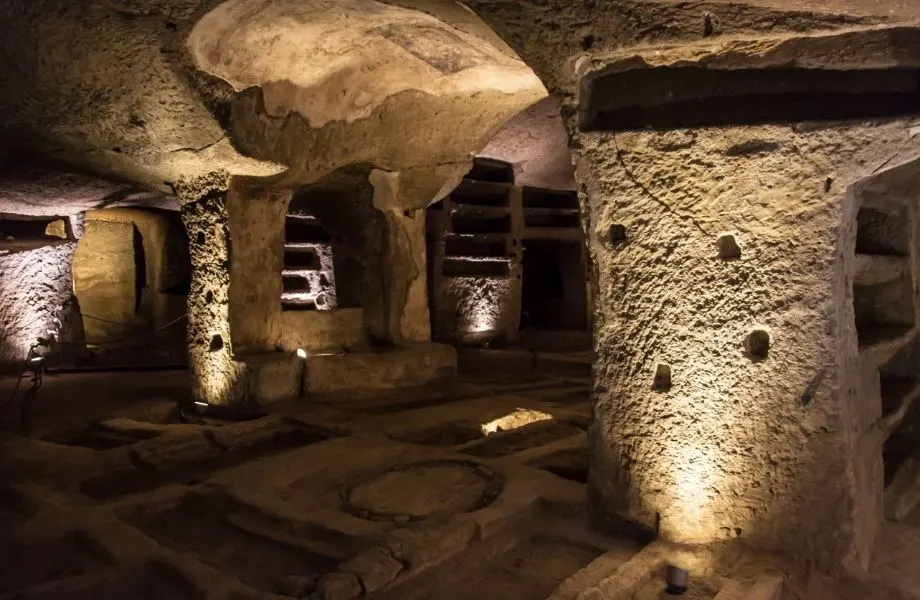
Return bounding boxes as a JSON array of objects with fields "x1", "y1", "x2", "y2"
[{"x1": 189, "y1": 0, "x2": 547, "y2": 192}]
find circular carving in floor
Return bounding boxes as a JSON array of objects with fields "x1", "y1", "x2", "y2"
[{"x1": 343, "y1": 460, "x2": 503, "y2": 522}]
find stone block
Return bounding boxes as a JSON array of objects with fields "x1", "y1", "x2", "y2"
[
  {"x1": 305, "y1": 343, "x2": 456, "y2": 394},
  {"x1": 549, "y1": 542, "x2": 666, "y2": 600},
  {"x1": 73, "y1": 219, "x2": 138, "y2": 340},
  {"x1": 384, "y1": 520, "x2": 479, "y2": 572},
  {"x1": 239, "y1": 352, "x2": 304, "y2": 404},
  {"x1": 312, "y1": 572, "x2": 361, "y2": 600},
  {"x1": 280, "y1": 308, "x2": 367, "y2": 352},
  {"x1": 338, "y1": 547, "x2": 403, "y2": 593},
  {"x1": 279, "y1": 574, "x2": 316, "y2": 597}
]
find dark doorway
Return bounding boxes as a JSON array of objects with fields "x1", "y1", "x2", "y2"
[{"x1": 520, "y1": 239, "x2": 586, "y2": 331}]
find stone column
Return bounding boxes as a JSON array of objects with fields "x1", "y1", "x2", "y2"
[
  {"x1": 580, "y1": 120, "x2": 920, "y2": 570},
  {"x1": 369, "y1": 169, "x2": 431, "y2": 343},
  {"x1": 180, "y1": 179, "x2": 245, "y2": 409},
  {"x1": 179, "y1": 173, "x2": 293, "y2": 410},
  {"x1": 226, "y1": 180, "x2": 290, "y2": 354}
]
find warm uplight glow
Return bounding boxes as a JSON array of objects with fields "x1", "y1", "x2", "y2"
[
  {"x1": 663, "y1": 441, "x2": 721, "y2": 544},
  {"x1": 481, "y1": 408, "x2": 554, "y2": 435},
  {"x1": 466, "y1": 298, "x2": 500, "y2": 334},
  {"x1": 296, "y1": 348, "x2": 308, "y2": 359},
  {"x1": 446, "y1": 276, "x2": 515, "y2": 343},
  {"x1": 0, "y1": 244, "x2": 75, "y2": 366}
]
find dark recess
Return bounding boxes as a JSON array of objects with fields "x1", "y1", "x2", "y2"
[
  {"x1": 442, "y1": 258, "x2": 510, "y2": 278},
  {"x1": 451, "y1": 181, "x2": 511, "y2": 207},
  {"x1": 465, "y1": 157, "x2": 515, "y2": 183},
  {"x1": 452, "y1": 215, "x2": 511, "y2": 235},
  {"x1": 445, "y1": 237, "x2": 506, "y2": 258},
  {"x1": 283, "y1": 249, "x2": 320, "y2": 270},
  {"x1": 285, "y1": 220, "x2": 332, "y2": 243},
  {"x1": 582, "y1": 67, "x2": 920, "y2": 130}
]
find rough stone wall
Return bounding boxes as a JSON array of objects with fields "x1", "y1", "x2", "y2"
[
  {"x1": 86, "y1": 208, "x2": 189, "y2": 295},
  {"x1": 581, "y1": 120, "x2": 920, "y2": 568},
  {"x1": 181, "y1": 176, "x2": 305, "y2": 408},
  {"x1": 436, "y1": 276, "x2": 519, "y2": 345},
  {"x1": 460, "y1": 0, "x2": 887, "y2": 95},
  {"x1": 478, "y1": 97, "x2": 576, "y2": 191},
  {"x1": 449, "y1": 0, "x2": 920, "y2": 571},
  {"x1": 0, "y1": 242, "x2": 76, "y2": 369},
  {"x1": 74, "y1": 208, "x2": 190, "y2": 349}
]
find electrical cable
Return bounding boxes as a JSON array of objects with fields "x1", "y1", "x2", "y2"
[
  {"x1": 79, "y1": 313, "x2": 151, "y2": 328},
  {"x1": 1, "y1": 311, "x2": 188, "y2": 431},
  {"x1": 57, "y1": 313, "x2": 188, "y2": 347},
  {"x1": 1, "y1": 341, "x2": 47, "y2": 432}
]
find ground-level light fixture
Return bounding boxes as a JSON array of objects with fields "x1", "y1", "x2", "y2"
[
  {"x1": 665, "y1": 565, "x2": 689, "y2": 596},
  {"x1": 296, "y1": 348, "x2": 308, "y2": 359}
]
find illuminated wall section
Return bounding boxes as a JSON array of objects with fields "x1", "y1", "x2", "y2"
[
  {"x1": 579, "y1": 32, "x2": 920, "y2": 569},
  {"x1": 181, "y1": 191, "x2": 246, "y2": 407},
  {"x1": 440, "y1": 275, "x2": 519, "y2": 344},
  {"x1": 0, "y1": 242, "x2": 77, "y2": 369}
]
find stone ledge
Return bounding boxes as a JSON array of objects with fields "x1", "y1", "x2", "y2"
[
  {"x1": 305, "y1": 343, "x2": 457, "y2": 394},
  {"x1": 548, "y1": 541, "x2": 667, "y2": 600}
]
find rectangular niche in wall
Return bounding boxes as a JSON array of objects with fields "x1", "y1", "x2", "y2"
[
  {"x1": 282, "y1": 213, "x2": 336, "y2": 311},
  {"x1": 464, "y1": 157, "x2": 515, "y2": 184},
  {"x1": 581, "y1": 66, "x2": 920, "y2": 130},
  {"x1": 880, "y1": 336, "x2": 920, "y2": 495},
  {"x1": 451, "y1": 180, "x2": 512, "y2": 207},
  {"x1": 520, "y1": 239, "x2": 586, "y2": 331},
  {"x1": 445, "y1": 237, "x2": 506, "y2": 258},
  {"x1": 0, "y1": 214, "x2": 73, "y2": 249},
  {"x1": 853, "y1": 278, "x2": 916, "y2": 347},
  {"x1": 853, "y1": 204, "x2": 914, "y2": 351},
  {"x1": 850, "y1": 172, "x2": 920, "y2": 517},
  {"x1": 856, "y1": 206, "x2": 910, "y2": 257},
  {"x1": 452, "y1": 214, "x2": 511, "y2": 235},
  {"x1": 442, "y1": 258, "x2": 510, "y2": 277},
  {"x1": 523, "y1": 188, "x2": 580, "y2": 229}
]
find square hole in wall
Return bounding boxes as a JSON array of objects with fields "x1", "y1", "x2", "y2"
[{"x1": 856, "y1": 206, "x2": 909, "y2": 257}]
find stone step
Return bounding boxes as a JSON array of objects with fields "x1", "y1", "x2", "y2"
[{"x1": 305, "y1": 343, "x2": 456, "y2": 394}]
